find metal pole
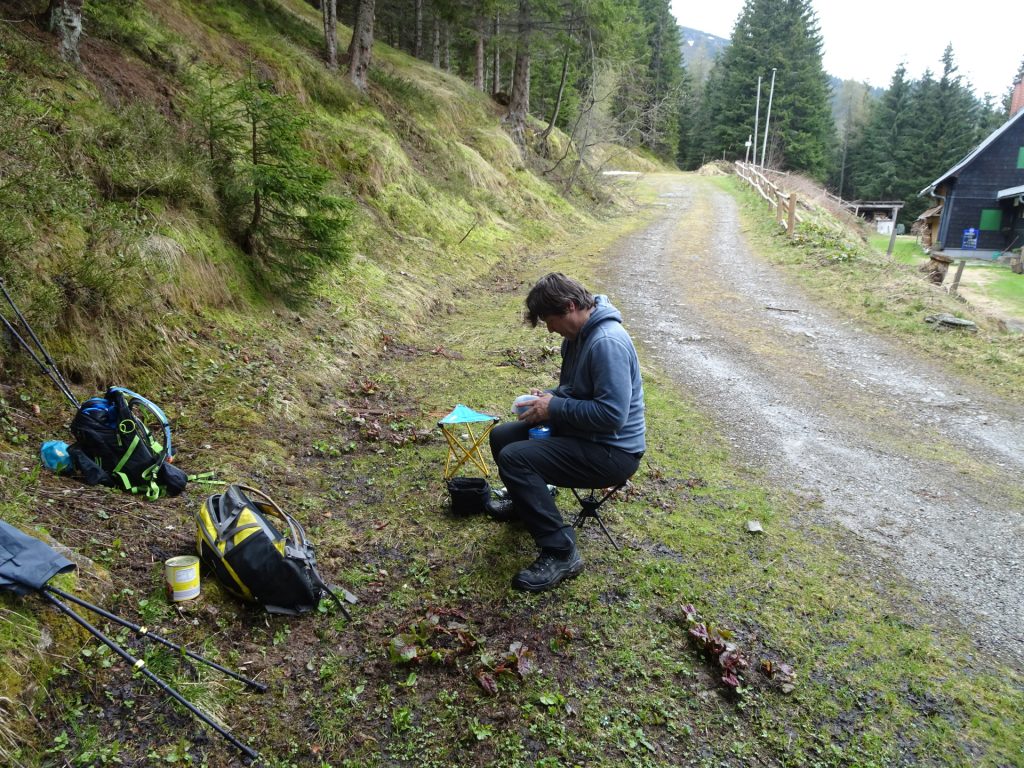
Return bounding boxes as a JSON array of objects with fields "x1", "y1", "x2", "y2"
[
  {"x1": 0, "y1": 279, "x2": 80, "y2": 408},
  {"x1": 752, "y1": 76, "x2": 762, "y2": 167},
  {"x1": 45, "y1": 586, "x2": 267, "y2": 692},
  {"x1": 42, "y1": 591, "x2": 260, "y2": 761},
  {"x1": 744, "y1": 134, "x2": 752, "y2": 164},
  {"x1": 761, "y1": 68, "x2": 777, "y2": 169}
]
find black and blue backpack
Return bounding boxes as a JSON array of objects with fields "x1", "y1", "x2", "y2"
[{"x1": 68, "y1": 387, "x2": 188, "y2": 500}]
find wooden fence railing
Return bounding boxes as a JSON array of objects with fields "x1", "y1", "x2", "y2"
[{"x1": 734, "y1": 162, "x2": 801, "y2": 238}]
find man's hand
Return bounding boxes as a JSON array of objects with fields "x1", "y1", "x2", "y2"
[{"x1": 520, "y1": 393, "x2": 552, "y2": 424}]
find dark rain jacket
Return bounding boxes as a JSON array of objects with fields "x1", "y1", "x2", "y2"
[{"x1": 0, "y1": 520, "x2": 76, "y2": 594}]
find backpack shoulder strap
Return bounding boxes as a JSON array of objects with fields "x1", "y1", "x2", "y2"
[
  {"x1": 108, "y1": 386, "x2": 173, "y2": 463},
  {"x1": 234, "y1": 485, "x2": 297, "y2": 540}
]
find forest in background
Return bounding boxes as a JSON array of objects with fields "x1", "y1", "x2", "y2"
[
  {"x1": 323, "y1": 0, "x2": 1023, "y2": 221},
  {"x1": 29, "y1": 0, "x2": 1024, "y2": 224}
]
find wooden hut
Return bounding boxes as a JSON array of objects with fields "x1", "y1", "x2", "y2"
[
  {"x1": 912, "y1": 204, "x2": 943, "y2": 248},
  {"x1": 919, "y1": 84, "x2": 1024, "y2": 258}
]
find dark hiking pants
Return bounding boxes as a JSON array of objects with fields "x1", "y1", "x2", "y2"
[{"x1": 489, "y1": 421, "x2": 641, "y2": 553}]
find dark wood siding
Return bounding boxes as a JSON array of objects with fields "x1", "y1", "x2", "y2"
[
  {"x1": 939, "y1": 118, "x2": 1024, "y2": 252},
  {"x1": 1010, "y1": 203, "x2": 1024, "y2": 251}
]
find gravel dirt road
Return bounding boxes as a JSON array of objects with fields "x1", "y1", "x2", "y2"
[{"x1": 599, "y1": 174, "x2": 1024, "y2": 667}]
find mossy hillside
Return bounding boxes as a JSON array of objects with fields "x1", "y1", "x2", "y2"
[
  {"x1": 0, "y1": 1, "x2": 653, "y2": 756},
  {"x1": 1, "y1": 0, "x2": 599, "y2": 388}
]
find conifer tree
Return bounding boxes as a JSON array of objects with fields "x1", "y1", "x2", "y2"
[
  {"x1": 845, "y1": 64, "x2": 913, "y2": 202},
  {"x1": 928, "y1": 46, "x2": 981, "y2": 169},
  {"x1": 195, "y1": 71, "x2": 352, "y2": 301},
  {"x1": 844, "y1": 47, "x2": 996, "y2": 219},
  {"x1": 608, "y1": 0, "x2": 684, "y2": 161},
  {"x1": 697, "y1": 0, "x2": 834, "y2": 179},
  {"x1": 234, "y1": 76, "x2": 351, "y2": 297},
  {"x1": 901, "y1": 47, "x2": 989, "y2": 218}
]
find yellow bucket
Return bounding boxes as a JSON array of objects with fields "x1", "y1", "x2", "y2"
[{"x1": 164, "y1": 555, "x2": 200, "y2": 602}]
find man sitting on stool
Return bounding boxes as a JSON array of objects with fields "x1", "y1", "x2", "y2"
[{"x1": 488, "y1": 273, "x2": 646, "y2": 592}]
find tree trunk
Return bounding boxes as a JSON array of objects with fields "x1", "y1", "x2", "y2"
[
  {"x1": 443, "y1": 22, "x2": 450, "y2": 72},
  {"x1": 540, "y1": 41, "x2": 570, "y2": 142},
  {"x1": 48, "y1": 0, "x2": 83, "y2": 66},
  {"x1": 432, "y1": 17, "x2": 440, "y2": 68},
  {"x1": 347, "y1": 0, "x2": 375, "y2": 92},
  {"x1": 322, "y1": 0, "x2": 338, "y2": 70},
  {"x1": 473, "y1": 19, "x2": 485, "y2": 90},
  {"x1": 245, "y1": 110, "x2": 262, "y2": 255},
  {"x1": 414, "y1": 0, "x2": 423, "y2": 59},
  {"x1": 491, "y1": 14, "x2": 501, "y2": 94},
  {"x1": 507, "y1": 0, "x2": 531, "y2": 146}
]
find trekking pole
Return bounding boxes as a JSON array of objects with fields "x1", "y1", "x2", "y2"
[
  {"x1": 0, "y1": 309, "x2": 79, "y2": 408},
  {"x1": 45, "y1": 585, "x2": 268, "y2": 692},
  {"x1": 41, "y1": 590, "x2": 261, "y2": 762},
  {"x1": 0, "y1": 278, "x2": 80, "y2": 408}
]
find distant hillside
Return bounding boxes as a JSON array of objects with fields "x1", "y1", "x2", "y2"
[
  {"x1": 678, "y1": 25, "x2": 729, "y2": 84},
  {"x1": 677, "y1": 25, "x2": 884, "y2": 129}
]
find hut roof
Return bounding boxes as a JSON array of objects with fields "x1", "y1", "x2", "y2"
[{"x1": 919, "y1": 108, "x2": 1024, "y2": 196}]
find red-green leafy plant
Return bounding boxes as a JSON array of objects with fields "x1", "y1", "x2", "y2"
[
  {"x1": 682, "y1": 603, "x2": 750, "y2": 691},
  {"x1": 474, "y1": 641, "x2": 535, "y2": 696},
  {"x1": 388, "y1": 607, "x2": 478, "y2": 666}
]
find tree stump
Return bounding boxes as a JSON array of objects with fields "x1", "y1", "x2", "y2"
[{"x1": 919, "y1": 252, "x2": 953, "y2": 284}]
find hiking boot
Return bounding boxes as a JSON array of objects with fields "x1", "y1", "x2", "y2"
[
  {"x1": 485, "y1": 498, "x2": 517, "y2": 523},
  {"x1": 511, "y1": 547, "x2": 584, "y2": 593}
]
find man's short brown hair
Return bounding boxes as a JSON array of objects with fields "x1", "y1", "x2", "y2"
[{"x1": 524, "y1": 273, "x2": 595, "y2": 327}]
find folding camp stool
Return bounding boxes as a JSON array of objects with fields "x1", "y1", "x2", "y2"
[
  {"x1": 437, "y1": 404, "x2": 499, "y2": 479},
  {"x1": 570, "y1": 482, "x2": 628, "y2": 550}
]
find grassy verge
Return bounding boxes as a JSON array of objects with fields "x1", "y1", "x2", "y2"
[
  {"x1": 869, "y1": 233, "x2": 929, "y2": 265},
  {"x1": 728, "y1": 182, "x2": 1024, "y2": 398},
  {"x1": 869, "y1": 234, "x2": 1024, "y2": 324}
]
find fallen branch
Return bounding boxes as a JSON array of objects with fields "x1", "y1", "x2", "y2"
[{"x1": 457, "y1": 216, "x2": 480, "y2": 245}]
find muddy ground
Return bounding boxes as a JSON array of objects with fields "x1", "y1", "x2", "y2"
[{"x1": 599, "y1": 174, "x2": 1024, "y2": 668}]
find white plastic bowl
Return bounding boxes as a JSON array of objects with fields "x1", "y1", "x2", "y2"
[{"x1": 512, "y1": 394, "x2": 538, "y2": 416}]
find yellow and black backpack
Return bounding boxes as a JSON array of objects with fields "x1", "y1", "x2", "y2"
[{"x1": 195, "y1": 484, "x2": 351, "y2": 618}]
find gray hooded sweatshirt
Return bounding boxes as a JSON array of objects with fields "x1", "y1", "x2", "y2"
[{"x1": 547, "y1": 295, "x2": 646, "y2": 454}]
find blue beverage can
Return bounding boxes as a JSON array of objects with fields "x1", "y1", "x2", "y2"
[{"x1": 528, "y1": 426, "x2": 551, "y2": 440}]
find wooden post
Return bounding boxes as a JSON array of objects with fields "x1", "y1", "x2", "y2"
[
  {"x1": 776, "y1": 192, "x2": 784, "y2": 224},
  {"x1": 787, "y1": 194, "x2": 797, "y2": 237},
  {"x1": 950, "y1": 259, "x2": 967, "y2": 295},
  {"x1": 885, "y1": 205, "x2": 901, "y2": 257}
]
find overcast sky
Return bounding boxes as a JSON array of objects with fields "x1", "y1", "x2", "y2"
[{"x1": 669, "y1": 0, "x2": 1022, "y2": 98}]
